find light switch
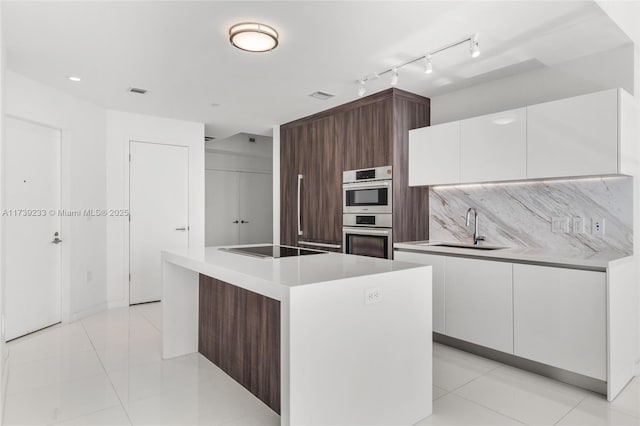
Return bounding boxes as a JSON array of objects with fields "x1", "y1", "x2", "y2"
[
  {"x1": 572, "y1": 217, "x2": 585, "y2": 234},
  {"x1": 551, "y1": 217, "x2": 569, "y2": 233}
]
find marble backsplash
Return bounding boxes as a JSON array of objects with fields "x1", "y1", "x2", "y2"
[{"x1": 429, "y1": 176, "x2": 633, "y2": 255}]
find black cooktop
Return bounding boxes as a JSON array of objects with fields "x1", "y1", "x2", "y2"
[{"x1": 221, "y1": 245, "x2": 327, "y2": 259}]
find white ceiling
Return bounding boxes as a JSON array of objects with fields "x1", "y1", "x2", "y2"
[{"x1": 3, "y1": 1, "x2": 631, "y2": 139}]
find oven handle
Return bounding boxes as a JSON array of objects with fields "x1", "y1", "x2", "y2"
[
  {"x1": 343, "y1": 181, "x2": 390, "y2": 190},
  {"x1": 297, "y1": 174, "x2": 303, "y2": 236},
  {"x1": 299, "y1": 240, "x2": 341, "y2": 249},
  {"x1": 343, "y1": 227, "x2": 391, "y2": 236}
]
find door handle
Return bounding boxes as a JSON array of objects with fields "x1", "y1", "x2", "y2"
[
  {"x1": 51, "y1": 237, "x2": 63, "y2": 244},
  {"x1": 175, "y1": 227, "x2": 188, "y2": 231},
  {"x1": 232, "y1": 220, "x2": 239, "y2": 224},
  {"x1": 297, "y1": 174, "x2": 303, "y2": 236},
  {"x1": 241, "y1": 220, "x2": 249, "y2": 224}
]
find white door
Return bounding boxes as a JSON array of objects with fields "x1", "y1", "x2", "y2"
[
  {"x1": 129, "y1": 141, "x2": 189, "y2": 304},
  {"x1": 238, "y1": 172, "x2": 273, "y2": 245},
  {"x1": 205, "y1": 170, "x2": 239, "y2": 246},
  {"x1": 4, "y1": 117, "x2": 61, "y2": 340}
]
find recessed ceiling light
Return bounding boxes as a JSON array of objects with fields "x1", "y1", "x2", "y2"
[
  {"x1": 68, "y1": 76, "x2": 81, "y2": 82},
  {"x1": 229, "y1": 22, "x2": 279, "y2": 53},
  {"x1": 309, "y1": 91, "x2": 335, "y2": 101},
  {"x1": 128, "y1": 87, "x2": 148, "y2": 94}
]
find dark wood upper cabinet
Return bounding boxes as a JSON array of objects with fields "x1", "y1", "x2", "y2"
[{"x1": 281, "y1": 88, "x2": 431, "y2": 248}]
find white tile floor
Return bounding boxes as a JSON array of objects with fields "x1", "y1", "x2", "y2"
[{"x1": 4, "y1": 303, "x2": 640, "y2": 426}]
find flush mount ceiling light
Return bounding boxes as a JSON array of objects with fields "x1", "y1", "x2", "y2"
[
  {"x1": 67, "y1": 76, "x2": 81, "y2": 82},
  {"x1": 356, "y1": 33, "x2": 480, "y2": 95},
  {"x1": 229, "y1": 22, "x2": 279, "y2": 52}
]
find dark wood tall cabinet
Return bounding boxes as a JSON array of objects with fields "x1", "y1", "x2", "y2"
[{"x1": 280, "y1": 88, "x2": 430, "y2": 250}]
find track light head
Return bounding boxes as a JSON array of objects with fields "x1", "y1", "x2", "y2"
[
  {"x1": 424, "y1": 54, "x2": 433, "y2": 74},
  {"x1": 357, "y1": 80, "x2": 366, "y2": 97},
  {"x1": 390, "y1": 68, "x2": 399, "y2": 86},
  {"x1": 470, "y1": 33, "x2": 480, "y2": 58}
]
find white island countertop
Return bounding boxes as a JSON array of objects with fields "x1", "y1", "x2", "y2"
[
  {"x1": 394, "y1": 240, "x2": 632, "y2": 271},
  {"x1": 163, "y1": 245, "x2": 422, "y2": 300},
  {"x1": 162, "y1": 244, "x2": 433, "y2": 425}
]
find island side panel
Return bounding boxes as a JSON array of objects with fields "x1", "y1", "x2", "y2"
[
  {"x1": 288, "y1": 266, "x2": 433, "y2": 426},
  {"x1": 162, "y1": 260, "x2": 200, "y2": 359},
  {"x1": 198, "y1": 274, "x2": 281, "y2": 414}
]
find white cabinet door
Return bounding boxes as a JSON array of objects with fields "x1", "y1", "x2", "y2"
[
  {"x1": 445, "y1": 257, "x2": 513, "y2": 353},
  {"x1": 238, "y1": 172, "x2": 273, "y2": 245},
  {"x1": 460, "y1": 108, "x2": 526, "y2": 183},
  {"x1": 205, "y1": 170, "x2": 240, "y2": 246},
  {"x1": 527, "y1": 89, "x2": 618, "y2": 179},
  {"x1": 513, "y1": 264, "x2": 606, "y2": 380},
  {"x1": 394, "y1": 251, "x2": 445, "y2": 334},
  {"x1": 409, "y1": 122, "x2": 460, "y2": 186}
]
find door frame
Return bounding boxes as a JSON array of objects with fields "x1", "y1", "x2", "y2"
[
  {"x1": 2, "y1": 114, "x2": 70, "y2": 324},
  {"x1": 126, "y1": 140, "x2": 190, "y2": 305}
]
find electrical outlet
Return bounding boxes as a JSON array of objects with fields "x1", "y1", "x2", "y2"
[
  {"x1": 572, "y1": 217, "x2": 585, "y2": 234},
  {"x1": 592, "y1": 218, "x2": 606, "y2": 236},
  {"x1": 551, "y1": 217, "x2": 569, "y2": 233},
  {"x1": 365, "y1": 288, "x2": 383, "y2": 305}
]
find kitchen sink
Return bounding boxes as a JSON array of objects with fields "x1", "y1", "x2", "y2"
[{"x1": 426, "y1": 243, "x2": 506, "y2": 251}]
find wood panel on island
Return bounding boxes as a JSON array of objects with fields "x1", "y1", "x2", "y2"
[
  {"x1": 280, "y1": 88, "x2": 431, "y2": 255},
  {"x1": 198, "y1": 275, "x2": 281, "y2": 413}
]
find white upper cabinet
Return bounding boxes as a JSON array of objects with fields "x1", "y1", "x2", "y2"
[
  {"x1": 409, "y1": 121, "x2": 460, "y2": 186},
  {"x1": 408, "y1": 89, "x2": 629, "y2": 185},
  {"x1": 526, "y1": 89, "x2": 619, "y2": 179},
  {"x1": 460, "y1": 108, "x2": 527, "y2": 183}
]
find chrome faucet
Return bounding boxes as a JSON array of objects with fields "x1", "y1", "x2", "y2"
[{"x1": 466, "y1": 207, "x2": 485, "y2": 245}]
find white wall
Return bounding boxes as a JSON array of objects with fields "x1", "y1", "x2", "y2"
[
  {"x1": 431, "y1": 44, "x2": 634, "y2": 124},
  {"x1": 4, "y1": 71, "x2": 108, "y2": 322},
  {"x1": 0, "y1": 1, "x2": 6, "y2": 418},
  {"x1": 106, "y1": 111, "x2": 204, "y2": 308},
  {"x1": 596, "y1": 0, "x2": 640, "y2": 374}
]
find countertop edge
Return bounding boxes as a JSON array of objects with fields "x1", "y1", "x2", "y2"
[{"x1": 393, "y1": 243, "x2": 631, "y2": 272}]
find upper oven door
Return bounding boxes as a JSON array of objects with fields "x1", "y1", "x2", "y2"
[{"x1": 343, "y1": 181, "x2": 392, "y2": 214}]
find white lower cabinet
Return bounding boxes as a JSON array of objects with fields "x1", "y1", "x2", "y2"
[
  {"x1": 513, "y1": 264, "x2": 607, "y2": 380},
  {"x1": 445, "y1": 257, "x2": 513, "y2": 354},
  {"x1": 394, "y1": 251, "x2": 445, "y2": 334}
]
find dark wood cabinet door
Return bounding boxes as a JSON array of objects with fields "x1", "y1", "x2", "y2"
[
  {"x1": 301, "y1": 115, "x2": 342, "y2": 245},
  {"x1": 343, "y1": 99, "x2": 393, "y2": 170},
  {"x1": 199, "y1": 275, "x2": 280, "y2": 414},
  {"x1": 279, "y1": 125, "x2": 304, "y2": 247}
]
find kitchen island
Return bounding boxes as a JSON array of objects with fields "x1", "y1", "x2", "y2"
[{"x1": 162, "y1": 245, "x2": 432, "y2": 426}]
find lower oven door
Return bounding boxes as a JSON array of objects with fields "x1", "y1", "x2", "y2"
[{"x1": 342, "y1": 227, "x2": 393, "y2": 259}]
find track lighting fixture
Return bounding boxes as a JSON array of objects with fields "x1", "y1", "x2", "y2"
[
  {"x1": 390, "y1": 68, "x2": 399, "y2": 86},
  {"x1": 470, "y1": 33, "x2": 480, "y2": 58},
  {"x1": 424, "y1": 54, "x2": 433, "y2": 74},
  {"x1": 355, "y1": 33, "x2": 479, "y2": 96},
  {"x1": 357, "y1": 80, "x2": 366, "y2": 97}
]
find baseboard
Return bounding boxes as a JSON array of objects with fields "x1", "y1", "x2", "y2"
[
  {"x1": 107, "y1": 299, "x2": 129, "y2": 310},
  {"x1": 434, "y1": 333, "x2": 607, "y2": 396}
]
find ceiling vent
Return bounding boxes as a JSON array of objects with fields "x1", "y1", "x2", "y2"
[
  {"x1": 204, "y1": 136, "x2": 216, "y2": 142},
  {"x1": 128, "y1": 87, "x2": 148, "y2": 94},
  {"x1": 309, "y1": 91, "x2": 335, "y2": 100}
]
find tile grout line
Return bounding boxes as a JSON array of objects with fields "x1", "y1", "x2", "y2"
[
  {"x1": 79, "y1": 319, "x2": 135, "y2": 426},
  {"x1": 552, "y1": 394, "x2": 587, "y2": 426},
  {"x1": 133, "y1": 303, "x2": 162, "y2": 334},
  {"x1": 448, "y1": 392, "x2": 529, "y2": 425}
]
